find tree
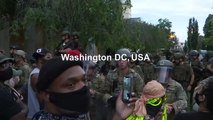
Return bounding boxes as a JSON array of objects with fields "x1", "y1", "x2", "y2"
[
  {"x1": 187, "y1": 17, "x2": 199, "y2": 51},
  {"x1": 156, "y1": 18, "x2": 172, "y2": 34},
  {"x1": 203, "y1": 14, "x2": 213, "y2": 50},
  {"x1": 6, "y1": 0, "x2": 172, "y2": 54}
]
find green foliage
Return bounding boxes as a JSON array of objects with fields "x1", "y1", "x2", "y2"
[
  {"x1": 187, "y1": 17, "x2": 199, "y2": 51},
  {"x1": 6, "y1": 0, "x2": 171, "y2": 53},
  {"x1": 0, "y1": 0, "x2": 17, "y2": 17},
  {"x1": 203, "y1": 14, "x2": 213, "y2": 50},
  {"x1": 156, "y1": 18, "x2": 172, "y2": 34}
]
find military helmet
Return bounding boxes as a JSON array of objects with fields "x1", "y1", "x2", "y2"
[
  {"x1": 156, "y1": 60, "x2": 173, "y2": 84},
  {"x1": 116, "y1": 48, "x2": 131, "y2": 58},
  {"x1": 189, "y1": 50, "x2": 199, "y2": 56},
  {"x1": 156, "y1": 60, "x2": 173, "y2": 69},
  {"x1": 173, "y1": 52, "x2": 184, "y2": 60},
  {"x1": 61, "y1": 30, "x2": 70, "y2": 36}
]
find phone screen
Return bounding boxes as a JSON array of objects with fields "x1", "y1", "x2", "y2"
[{"x1": 122, "y1": 76, "x2": 132, "y2": 103}]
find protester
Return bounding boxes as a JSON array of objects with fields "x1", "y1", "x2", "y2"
[
  {"x1": 32, "y1": 56, "x2": 90, "y2": 120},
  {"x1": 174, "y1": 76, "x2": 213, "y2": 120},
  {"x1": 0, "y1": 54, "x2": 27, "y2": 120},
  {"x1": 27, "y1": 48, "x2": 52, "y2": 120}
]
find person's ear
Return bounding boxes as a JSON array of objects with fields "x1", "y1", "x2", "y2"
[
  {"x1": 39, "y1": 91, "x2": 50, "y2": 103},
  {"x1": 198, "y1": 94, "x2": 206, "y2": 102}
]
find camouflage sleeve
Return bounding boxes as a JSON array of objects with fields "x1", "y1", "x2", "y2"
[
  {"x1": 88, "y1": 74, "x2": 112, "y2": 104},
  {"x1": 135, "y1": 66, "x2": 144, "y2": 79},
  {"x1": 23, "y1": 65, "x2": 31, "y2": 82},
  {"x1": 187, "y1": 64, "x2": 194, "y2": 75},
  {"x1": 133, "y1": 72, "x2": 144, "y2": 97},
  {"x1": 100, "y1": 72, "x2": 114, "y2": 103},
  {"x1": 172, "y1": 82, "x2": 188, "y2": 114}
]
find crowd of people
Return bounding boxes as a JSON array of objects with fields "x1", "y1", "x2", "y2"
[{"x1": 0, "y1": 30, "x2": 213, "y2": 120}]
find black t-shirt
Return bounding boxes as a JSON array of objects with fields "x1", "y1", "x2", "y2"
[
  {"x1": 174, "y1": 112, "x2": 213, "y2": 120},
  {"x1": 0, "y1": 83, "x2": 22, "y2": 120}
]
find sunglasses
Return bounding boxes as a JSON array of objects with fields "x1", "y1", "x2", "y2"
[{"x1": 146, "y1": 97, "x2": 163, "y2": 106}]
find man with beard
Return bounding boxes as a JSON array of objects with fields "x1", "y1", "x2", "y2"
[
  {"x1": 0, "y1": 54, "x2": 27, "y2": 120},
  {"x1": 27, "y1": 48, "x2": 53, "y2": 120},
  {"x1": 174, "y1": 76, "x2": 213, "y2": 120},
  {"x1": 32, "y1": 56, "x2": 90, "y2": 120}
]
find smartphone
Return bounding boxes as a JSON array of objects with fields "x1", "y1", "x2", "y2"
[{"x1": 122, "y1": 76, "x2": 133, "y2": 104}]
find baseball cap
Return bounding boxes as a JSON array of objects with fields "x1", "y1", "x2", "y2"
[
  {"x1": 14, "y1": 50, "x2": 26, "y2": 58},
  {"x1": 32, "y1": 48, "x2": 50, "y2": 60},
  {"x1": 0, "y1": 54, "x2": 14, "y2": 64}
]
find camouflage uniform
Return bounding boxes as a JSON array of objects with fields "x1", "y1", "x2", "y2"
[
  {"x1": 173, "y1": 62, "x2": 194, "y2": 91},
  {"x1": 131, "y1": 65, "x2": 144, "y2": 79},
  {"x1": 105, "y1": 68, "x2": 144, "y2": 120},
  {"x1": 166, "y1": 79, "x2": 188, "y2": 120},
  {"x1": 87, "y1": 74, "x2": 108, "y2": 120},
  {"x1": 16, "y1": 63, "x2": 31, "y2": 89},
  {"x1": 106, "y1": 68, "x2": 144, "y2": 97},
  {"x1": 142, "y1": 62, "x2": 156, "y2": 84},
  {"x1": 156, "y1": 59, "x2": 187, "y2": 120}
]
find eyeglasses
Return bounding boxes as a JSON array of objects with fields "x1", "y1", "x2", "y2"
[{"x1": 146, "y1": 97, "x2": 163, "y2": 106}]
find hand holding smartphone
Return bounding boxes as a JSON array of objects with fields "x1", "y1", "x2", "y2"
[{"x1": 122, "y1": 76, "x2": 133, "y2": 104}]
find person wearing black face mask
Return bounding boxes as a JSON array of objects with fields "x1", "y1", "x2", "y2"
[
  {"x1": 0, "y1": 54, "x2": 27, "y2": 120},
  {"x1": 174, "y1": 76, "x2": 213, "y2": 120},
  {"x1": 32, "y1": 54, "x2": 91, "y2": 120}
]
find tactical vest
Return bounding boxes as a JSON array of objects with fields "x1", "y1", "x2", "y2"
[{"x1": 173, "y1": 64, "x2": 189, "y2": 82}]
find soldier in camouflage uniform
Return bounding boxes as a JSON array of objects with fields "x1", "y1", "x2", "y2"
[
  {"x1": 55, "y1": 30, "x2": 79, "y2": 56},
  {"x1": 188, "y1": 50, "x2": 203, "y2": 109},
  {"x1": 13, "y1": 50, "x2": 32, "y2": 104},
  {"x1": 129, "y1": 52, "x2": 144, "y2": 79},
  {"x1": 142, "y1": 53, "x2": 156, "y2": 84},
  {"x1": 172, "y1": 52, "x2": 195, "y2": 92},
  {"x1": 86, "y1": 61, "x2": 108, "y2": 120},
  {"x1": 156, "y1": 60, "x2": 187, "y2": 120},
  {"x1": 105, "y1": 48, "x2": 144, "y2": 120},
  {"x1": 189, "y1": 50, "x2": 203, "y2": 81}
]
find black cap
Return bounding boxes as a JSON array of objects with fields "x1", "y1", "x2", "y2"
[
  {"x1": 36, "y1": 57, "x2": 83, "y2": 91},
  {"x1": 32, "y1": 48, "x2": 50, "y2": 60}
]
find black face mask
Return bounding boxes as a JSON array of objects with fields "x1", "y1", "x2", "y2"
[
  {"x1": 48, "y1": 86, "x2": 91, "y2": 114},
  {"x1": 146, "y1": 103, "x2": 162, "y2": 118},
  {"x1": 0, "y1": 67, "x2": 13, "y2": 82}
]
